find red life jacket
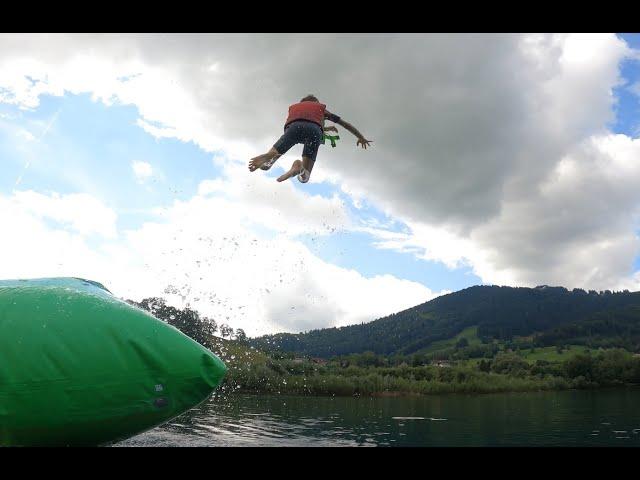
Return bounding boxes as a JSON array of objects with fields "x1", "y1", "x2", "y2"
[{"x1": 285, "y1": 101, "x2": 326, "y2": 128}]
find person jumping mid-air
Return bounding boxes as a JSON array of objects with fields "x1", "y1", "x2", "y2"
[{"x1": 248, "y1": 95, "x2": 372, "y2": 183}]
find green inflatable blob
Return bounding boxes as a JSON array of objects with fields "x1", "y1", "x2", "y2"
[{"x1": 0, "y1": 277, "x2": 227, "y2": 446}]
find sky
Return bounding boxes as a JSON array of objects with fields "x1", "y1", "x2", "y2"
[{"x1": 1, "y1": 33, "x2": 639, "y2": 337}]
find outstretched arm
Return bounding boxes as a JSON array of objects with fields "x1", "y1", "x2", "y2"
[
  {"x1": 339, "y1": 119, "x2": 373, "y2": 149},
  {"x1": 326, "y1": 110, "x2": 373, "y2": 149}
]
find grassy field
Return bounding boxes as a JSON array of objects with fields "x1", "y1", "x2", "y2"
[
  {"x1": 209, "y1": 333, "x2": 596, "y2": 372},
  {"x1": 520, "y1": 345, "x2": 591, "y2": 363},
  {"x1": 458, "y1": 344, "x2": 594, "y2": 368},
  {"x1": 421, "y1": 325, "x2": 481, "y2": 354}
]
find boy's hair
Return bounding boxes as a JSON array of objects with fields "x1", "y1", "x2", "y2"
[{"x1": 300, "y1": 94, "x2": 319, "y2": 102}]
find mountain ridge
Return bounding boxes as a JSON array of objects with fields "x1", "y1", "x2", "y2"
[{"x1": 249, "y1": 284, "x2": 640, "y2": 357}]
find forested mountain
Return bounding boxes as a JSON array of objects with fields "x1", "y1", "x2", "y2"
[{"x1": 249, "y1": 285, "x2": 640, "y2": 357}]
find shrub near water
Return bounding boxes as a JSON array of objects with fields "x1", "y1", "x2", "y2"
[
  {"x1": 135, "y1": 300, "x2": 640, "y2": 397},
  {"x1": 218, "y1": 344, "x2": 640, "y2": 396},
  {"x1": 219, "y1": 351, "x2": 573, "y2": 396}
]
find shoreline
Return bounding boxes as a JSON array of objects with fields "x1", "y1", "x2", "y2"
[{"x1": 224, "y1": 383, "x2": 640, "y2": 398}]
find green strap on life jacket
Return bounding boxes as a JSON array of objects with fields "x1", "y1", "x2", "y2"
[{"x1": 322, "y1": 133, "x2": 340, "y2": 148}]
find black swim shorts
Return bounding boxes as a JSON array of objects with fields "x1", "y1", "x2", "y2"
[{"x1": 273, "y1": 120, "x2": 323, "y2": 162}]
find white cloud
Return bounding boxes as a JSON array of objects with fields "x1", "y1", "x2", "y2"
[
  {"x1": 371, "y1": 134, "x2": 640, "y2": 291},
  {"x1": 131, "y1": 160, "x2": 153, "y2": 182},
  {"x1": 16, "y1": 129, "x2": 35, "y2": 142},
  {"x1": 0, "y1": 186, "x2": 441, "y2": 336},
  {"x1": 0, "y1": 191, "x2": 121, "y2": 282},
  {"x1": 197, "y1": 162, "x2": 350, "y2": 237},
  {"x1": 469, "y1": 133, "x2": 640, "y2": 290},
  {"x1": 9, "y1": 190, "x2": 117, "y2": 238},
  {"x1": 1, "y1": 33, "x2": 639, "y2": 310}
]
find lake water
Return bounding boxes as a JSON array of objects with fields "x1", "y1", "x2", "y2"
[{"x1": 117, "y1": 388, "x2": 640, "y2": 447}]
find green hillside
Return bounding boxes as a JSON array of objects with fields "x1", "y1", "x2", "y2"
[
  {"x1": 249, "y1": 285, "x2": 640, "y2": 358},
  {"x1": 128, "y1": 290, "x2": 640, "y2": 397}
]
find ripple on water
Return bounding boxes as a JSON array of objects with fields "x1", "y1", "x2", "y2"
[{"x1": 116, "y1": 390, "x2": 640, "y2": 447}]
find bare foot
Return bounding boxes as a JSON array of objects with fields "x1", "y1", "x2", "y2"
[
  {"x1": 259, "y1": 154, "x2": 280, "y2": 171},
  {"x1": 277, "y1": 160, "x2": 303, "y2": 182},
  {"x1": 249, "y1": 153, "x2": 273, "y2": 172}
]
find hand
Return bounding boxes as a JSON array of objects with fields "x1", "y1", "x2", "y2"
[{"x1": 357, "y1": 138, "x2": 373, "y2": 149}]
